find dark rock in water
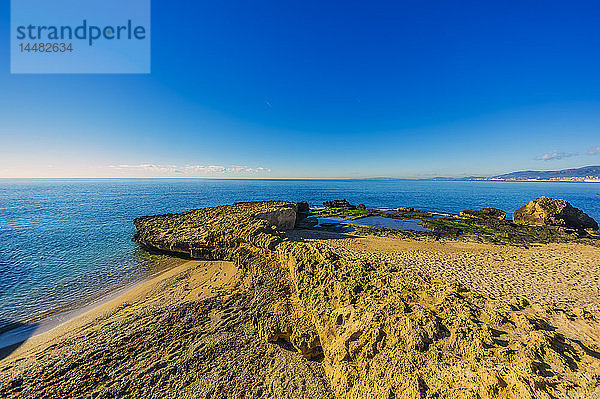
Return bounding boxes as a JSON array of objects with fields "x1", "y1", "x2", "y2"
[
  {"x1": 297, "y1": 201, "x2": 310, "y2": 214},
  {"x1": 356, "y1": 204, "x2": 366, "y2": 211},
  {"x1": 323, "y1": 199, "x2": 355, "y2": 209},
  {"x1": 295, "y1": 201, "x2": 311, "y2": 228},
  {"x1": 459, "y1": 207, "x2": 506, "y2": 221},
  {"x1": 513, "y1": 196, "x2": 598, "y2": 230}
]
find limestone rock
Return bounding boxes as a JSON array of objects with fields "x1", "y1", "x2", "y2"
[
  {"x1": 132, "y1": 201, "x2": 297, "y2": 258},
  {"x1": 513, "y1": 196, "x2": 598, "y2": 230},
  {"x1": 459, "y1": 207, "x2": 506, "y2": 221}
]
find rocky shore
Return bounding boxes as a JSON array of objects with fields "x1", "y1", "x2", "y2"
[
  {"x1": 306, "y1": 197, "x2": 600, "y2": 247},
  {"x1": 2, "y1": 199, "x2": 600, "y2": 398}
]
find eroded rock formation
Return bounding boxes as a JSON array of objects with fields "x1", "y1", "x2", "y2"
[
  {"x1": 133, "y1": 201, "x2": 600, "y2": 399},
  {"x1": 513, "y1": 196, "x2": 598, "y2": 230},
  {"x1": 133, "y1": 201, "x2": 297, "y2": 258}
]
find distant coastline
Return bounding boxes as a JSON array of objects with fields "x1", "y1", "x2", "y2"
[
  {"x1": 429, "y1": 177, "x2": 600, "y2": 183},
  {"x1": 357, "y1": 165, "x2": 600, "y2": 182},
  {"x1": 431, "y1": 165, "x2": 600, "y2": 182},
  {"x1": 2, "y1": 165, "x2": 600, "y2": 181}
]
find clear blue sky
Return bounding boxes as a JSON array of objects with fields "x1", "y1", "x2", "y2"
[{"x1": 1, "y1": 1, "x2": 600, "y2": 178}]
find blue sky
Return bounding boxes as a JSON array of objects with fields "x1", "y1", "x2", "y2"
[{"x1": 1, "y1": 1, "x2": 600, "y2": 178}]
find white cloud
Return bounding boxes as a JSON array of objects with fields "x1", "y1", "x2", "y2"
[
  {"x1": 587, "y1": 146, "x2": 600, "y2": 156},
  {"x1": 536, "y1": 150, "x2": 577, "y2": 161},
  {"x1": 109, "y1": 163, "x2": 272, "y2": 175}
]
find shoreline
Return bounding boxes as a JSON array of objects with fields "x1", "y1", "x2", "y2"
[
  {"x1": 0, "y1": 255, "x2": 335, "y2": 398},
  {"x1": 0, "y1": 256, "x2": 188, "y2": 355},
  {"x1": 5, "y1": 236, "x2": 599, "y2": 356},
  {"x1": 0, "y1": 258, "x2": 204, "y2": 362}
]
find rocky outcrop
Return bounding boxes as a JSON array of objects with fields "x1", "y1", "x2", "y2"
[
  {"x1": 134, "y1": 201, "x2": 321, "y2": 358},
  {"x1": 133, "y1": 201, "x2": 297, "y2": 258},
  {"x1": 280, "y1": 241, "x2": 600, "y2": 399},
  {"x1": 131, "y1": 201, "x2": 600, "y2": 399},
  {"x1": 459, "y1": 207, "x2": 507, "y2": 221},
  {"x1": 513, "y1": 196, "x2": 598, "y2": 230},
  {"x1": 323, "y1": 200, "x2": 354, "y2": 209},
  {"x1": 322, "y1": 200, "x2": 366, "y2": 211}
]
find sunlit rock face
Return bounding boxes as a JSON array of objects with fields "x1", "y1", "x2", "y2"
[
  {"x1": 133, "y1": 201, "x2": 298, "y2": 258},
  {"x1": 513, "y1": 196, "x2": 598, "y2": 230}
]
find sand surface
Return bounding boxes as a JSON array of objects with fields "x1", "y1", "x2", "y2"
[
  {"x1": 0, "y1": 259, "x2": 332, "y2": 398},
  {"x1": 290, "y1": 230, "x2": 600, "y2": 310}
]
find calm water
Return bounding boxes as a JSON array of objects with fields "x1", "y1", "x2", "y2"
[{"x1": 1, "y1": 179, "x2": 599, "y2": 331}]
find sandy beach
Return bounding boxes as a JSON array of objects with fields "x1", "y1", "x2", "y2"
[
  {"x1": 0, "y1": 258, "x2": 332, "y2": 398},
  {"x1": 2, "y1": 234, "x2": 600, "y2": 398}
]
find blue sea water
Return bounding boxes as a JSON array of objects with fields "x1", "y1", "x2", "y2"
[{"x1": 1, "y1": 179, "x2": 599, "y2": 332}]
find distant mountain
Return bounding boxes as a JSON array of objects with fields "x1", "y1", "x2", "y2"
[
  {"x1": 491, "y1": 166, "x2": 600, "y2": 181},
  {"x1": 430, "y1": 166, "x2": 600, "y2": 182}
]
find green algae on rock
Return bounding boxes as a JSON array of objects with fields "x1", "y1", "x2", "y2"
[{"x1": 133, "y1": 201, "x2": 298, "y2": 258}]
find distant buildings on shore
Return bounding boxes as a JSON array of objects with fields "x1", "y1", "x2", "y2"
[
  {"x1": 464, "y1": 177, "x2": 600, "y2": 182},
  {"x1": 432, "y1": 166, "x2": 600, "y2": 182}
]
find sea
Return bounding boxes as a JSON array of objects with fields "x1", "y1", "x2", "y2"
[{"x1": 1, "y1": 179, "x2": 599, "y2": 336}]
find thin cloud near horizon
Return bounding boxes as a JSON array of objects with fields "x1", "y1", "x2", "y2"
[{"x1": 109, "y1": 164, "x2": 272, "y2": 175}]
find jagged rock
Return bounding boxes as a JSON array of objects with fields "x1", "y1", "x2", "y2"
[
  {"x1": 323, "y1": 199, "x2": 354, "y2": 209},
  {"x1": 279, "y1": 240, "x2": 600, "y2": 399},
  {"x1": 356, "y1": 204, "x2": 366, "y2": 211},
  {"x1": 297, "y1": 201, "x2": 310, "y2": 214},
  {"x1": 513, "y1": 196, "x2": 598, "y2": 230},
  {"x1": 459, "y1": 207, "x2": 506, "y2": 221}
]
